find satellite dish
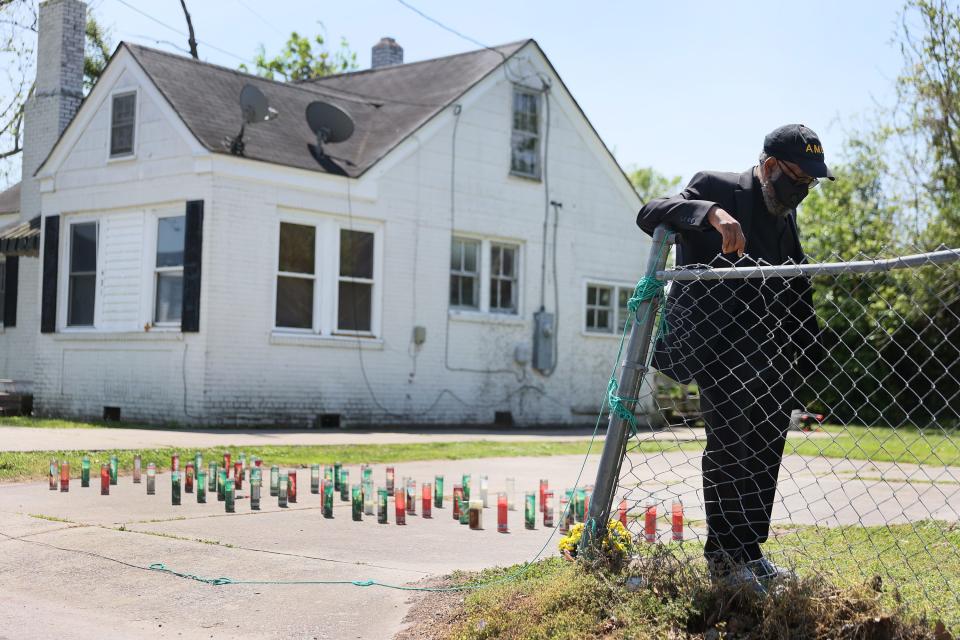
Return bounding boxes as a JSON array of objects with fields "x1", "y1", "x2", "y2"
[
  {"x1": 240, "y1": 84, "x2": 269, "y2": 124},
  {"x1": 306, "y1": 101, "x2": 354, "y2": 145}
]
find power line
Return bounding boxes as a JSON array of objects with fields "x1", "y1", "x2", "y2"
[
  {"x1": 111, "y1": 0, "x2": 253, "y2": 64},
  {"x1": 394, "y1": 0, "x2": 507, "y2": 62},
  {"x1": 235, "y1": 0, "x2": 285, "y2": 37}
]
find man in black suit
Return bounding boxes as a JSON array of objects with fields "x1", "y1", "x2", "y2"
[{"x1": 636, "y1": 124, "x2": 831, "y2": 586}]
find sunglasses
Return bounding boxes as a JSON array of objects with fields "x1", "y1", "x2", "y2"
[{"x1": 776, "y1": 159, "x2": 820, "y2": 189}]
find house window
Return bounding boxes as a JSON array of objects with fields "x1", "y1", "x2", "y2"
[
  {"x1": 154, "y1": 216, "x2": 185, "y2": 324},
  {"x1": 490, "y1": 243, "x2": 518, "y2": 313},
  {"x1": 276, "y1": 222, "x2": 316, "y2": 329},
  {"x1": 450, "y1": 237, "x2": 480, "y2": 309},
  {"x1": 110, "y1": 92, "x2": 136, "y2": 157},
  {"x1": 510, "y1": 88, "x2": 540, "y2": 178},
  {"x1": 67, "y1": 221, "x2": 97, "y2": 326},
  {"x1": 586, "y1": 285, "x2": 613, "y2": 333},
  {"x1": 338, "y1": 229, "x2": 375, "y2": 332}
]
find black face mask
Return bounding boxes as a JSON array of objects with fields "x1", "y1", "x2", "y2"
[{"x1": 771, "y1": 169, "x2": 809, "y2": 209}]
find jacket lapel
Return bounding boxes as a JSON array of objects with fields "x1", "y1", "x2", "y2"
[{"x1": 733, "y1": 168, "x2": 755, "y2": 244}]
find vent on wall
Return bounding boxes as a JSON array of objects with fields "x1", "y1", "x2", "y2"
[
  {"x1": 316, "y1": 413, "x2": 341, "y2": 429},
  {"x1": 494, "y1": 411, "x2": 514, "y2": 427},
  {"x1": 103, "y1": 406, "x2": 121, "y2": 422}
]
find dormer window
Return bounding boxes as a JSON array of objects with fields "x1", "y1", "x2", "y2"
[
  {"x1": 110, "y1": 92, "x2": 136, "y2": 157},
  {"x1": 510, "y1": 87, "x2": 540, "y2": 179}
]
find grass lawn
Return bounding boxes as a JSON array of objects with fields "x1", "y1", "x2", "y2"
[
  {"x1": 785, "y1": 424, "x2": 960, "y2": 467},
  {"x1": 0, "y1": 440, "x2": 602, "y2": 482},
  {"x1": 435, "y1": 522, "x2": 957, "y2": 639}
]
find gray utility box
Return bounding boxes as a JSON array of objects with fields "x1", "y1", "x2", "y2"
[{"x1": 532, "y1": 310, "x2": 555, "y2": 372}]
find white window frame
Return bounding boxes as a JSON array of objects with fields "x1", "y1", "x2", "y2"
[
  {"x1": 450, "y1": 236, "x2": 481, "y2": 310},
  {"x1": 585, "y1": 283, "x2": 615, "y2": 334},
  {"x1": 509, "y1": 86, "x2": 541, "y2": 180},
  {"x1": 582, "y1": 280, "x2": 635, "y2": 337},
  {"x1": 489, "y1": 242, "x2": 520, "y2": 315},
  {"x1": 60, "y1": 215, "x2": 101, "y2": 331},
  {"x1": 272, "y1": 212, "x2": 383, "y2": 339},
  {"x1": 151, "y1": 213, "x2": 186, "y2": 328},
  {"x1": 447, "y1": 234, "x2": 524, "y2": 321},
  {"x1": 107, "y1": 89, "x2": 139, "y2": 161}
]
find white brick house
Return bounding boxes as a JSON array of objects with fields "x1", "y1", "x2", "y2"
[{"x1": 0, "y1": 0, "x2": 650, "y2": 426}]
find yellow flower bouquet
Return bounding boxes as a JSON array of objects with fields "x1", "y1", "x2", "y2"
[{"x1": 558, "y1": 519, "x2": 635, "y2": 569}]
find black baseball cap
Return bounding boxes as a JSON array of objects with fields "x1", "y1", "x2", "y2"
[{"x1": 763, "y1": 124, "x2": 835, "y2": 180}]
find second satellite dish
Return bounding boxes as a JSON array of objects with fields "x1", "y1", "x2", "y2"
[
  {"x1": 306, "y1": 101, "x2": 355, "y2": 146},
  {"x1": 227, "y1": 84, "x2": 277, "y2": 155}
]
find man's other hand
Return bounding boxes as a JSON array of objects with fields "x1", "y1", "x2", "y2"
[{"x1": 706, "y1": 206, "x2": 746, "y2": 256}]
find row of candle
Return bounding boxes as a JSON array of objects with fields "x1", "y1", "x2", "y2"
[{"x1": 45, "y1": 456, "x2": 684, "y2": 541}]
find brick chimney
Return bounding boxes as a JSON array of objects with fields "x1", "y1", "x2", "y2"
[
  {"x1": 20, "y1": 0, "x2": 85, "y2": 221},
  {"x1": 371, "y1": 37, "x2": 403, "y2": 69}
]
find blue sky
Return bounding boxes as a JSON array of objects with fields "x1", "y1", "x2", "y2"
[{"x1": 24, "y1": 0, "x2": 908, "y2": 187}]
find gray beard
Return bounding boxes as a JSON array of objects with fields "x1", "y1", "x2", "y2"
[{"x1": 759, "y1": 167, "x2": 792, "y2": 218}]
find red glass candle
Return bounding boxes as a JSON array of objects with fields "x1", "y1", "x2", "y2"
[
  {"x1": 171, "y1": 454, "x2": 180, "y2": 472},
  {"x1": 234, "y1": 462, "x2": 243, "y2": 490},
  {"x1": 184, "y1": 462, "x2": 194, "y2": 493},
  {"x1": 539, "y1": 479, "x2": 549, "y2": 513},
  {"x1": 394, "y1": 487, "x2": 406, "y2": 525},
  {"x1": 671, "y1": 500, "x2": 683, "y2": 542},
  {"x1": 288, "y1": 471, "x2": 297, "y2": 503},
  {"x1": 59, "y1": 461, "x2": 70, "y2": 492},
  {"x1": 100, "y1": 464, "x2": 110, "y2": 495},
  {"x1": 386, "y1": 466, "x2": 395, "y2": 494},
  {"x1": 422, "y1": 483, "x2": 432, "y2": 518},
  {"x1": 644, "y1": 500, "x2": 657, "y2": 544},
  {"x1": 223, "y1": 453, "x2": 231, "y2": 477},
  {"x1": 583, "y1": 492, "x2": 591, "y2": 523},
  {"x1": 543, "y1": 490, "x2": 554, "y2": 528},
  {"x1": 497, "y1": 492, "x2": 508, "y2": 533},
  {"x1": 452, "y1": 485, "x2": 464, "y2": 520},
  {"x1": 618, "y1": 499, "x2": 628, "y2": 527}
]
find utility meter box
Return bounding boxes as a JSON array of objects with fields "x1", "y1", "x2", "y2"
[{"x1": 532, "y1": 310, "x2": 555, "y2": 372}]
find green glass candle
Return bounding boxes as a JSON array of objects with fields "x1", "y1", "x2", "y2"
[
  {"x1": 334, "y1": 461, "x2": 343, "y2": 491},
  {"x1": 525, "y1": 492, "x2": 536, "y2": 530},
  {"x1": 363, "y1": 480, "x2": 375, "y2": 515},
  {"x1": 434, "y1": 475, "x2": 444, "y2": 508},
  {"x1": 217, "y1": 469, "x2": 226, "y2": 501},
  {"x1": 311, "y1": 464, "x2": 320, "y2": 494},
  {"x1": 109, "y1": 455, "x2": 118, "y2": 485},
  {"x1": 324, "y1": 465, "x2": 334, "y2": 485},
  {"x1": 278, "y1": 472, "x2": 288, "y2": 507},
  {"x1": 323, "y1": 481, "x2": 334, "y2": 518},
  {"x1": 351, "y1": 484, "x2": 362, "y2": 521},
  {"x1": 458, "y1": 498, "x2": 469, "y2": 525},
  {"x1": 362, "y1": 465, "x2": 372, "y2": 485},
  {"x1": 250, "y1": 467, "x2": 261, "y2": 510},
  {"x1": 225, "y1": 479, "x2": 235, "y2": 512},
  {"x1": 194, "y1": 452, "x2": 202, "y2": 476},
  {"x1": 197, "y1": 471, "x2": 207, "y2": 503},
  {"x1": 340, "y1": 469, "x2": 350, "y2": 501},
  {"x1": 377, "y1": 488, "x2": 388, "y2": 524},
  {"x1": 81, "y1": 456, "x2": 90, "y2": 487},
  {"x1": 575, "y1": 488, "x2": 586, "y2": 523},
  {"x1": 171, "y1": 471, "x2": 181, "y2": 505},
  {"x1": 208, "y1": 462, "x2": 218, "y2": 492},
  {"x1": 271, "y1": 465, "x2": 280, "y2": 497},
  {"x1": 462, "y1": 473, "x2": 471, "y2": 501}
]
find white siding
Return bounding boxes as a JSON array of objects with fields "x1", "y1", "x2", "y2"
[{"x1": 98, "y1": 211, "x2": 145, "y2": 331}]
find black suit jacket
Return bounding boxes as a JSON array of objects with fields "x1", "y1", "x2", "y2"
[{"x1": 636, "y1": 168, "x2": 820, "y2": 384}]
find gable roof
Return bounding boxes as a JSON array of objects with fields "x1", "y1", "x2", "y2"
[{"x1": 124, "y1": 40, "x2": 528, "y2": 178}]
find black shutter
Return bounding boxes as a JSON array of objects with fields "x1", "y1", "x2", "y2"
[
  {"x1": 181, "y1": 200, "x2": 203, "y2": 332},
  {"x1": 41, "y1": 215, "x2": 59, "y2": 334},
  {"x1": 3, "y1": 255, "x2": 17, "y2": 327}
]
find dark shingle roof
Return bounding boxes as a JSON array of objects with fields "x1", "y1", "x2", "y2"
[
  {"x1": 125, "y1": 40, "x2": 529, "y2": 178},
  {"x1": 0, "y1": 182, "x2": 20, "y2": 215}
]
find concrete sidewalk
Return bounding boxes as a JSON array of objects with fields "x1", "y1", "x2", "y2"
[{"x1": 0, "y1": 424, "x2": 705, "y2": 452}]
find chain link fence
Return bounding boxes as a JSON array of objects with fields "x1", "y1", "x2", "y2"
[{"x1": 586, "y1": 225, "x2": 960, "y2": 626}]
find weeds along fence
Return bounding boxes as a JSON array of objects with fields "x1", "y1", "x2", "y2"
[{"x1": 585, "y1": 224, "x2": 960, "y2": 625}]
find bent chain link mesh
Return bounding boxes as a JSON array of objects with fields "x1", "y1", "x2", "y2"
[{"x1": 611, "y1": 243, "x2": 960, "y2": 625}]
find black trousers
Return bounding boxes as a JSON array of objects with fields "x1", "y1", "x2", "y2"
[{"x1": 695, "y1": 329, "x2": 794, "y2": 564}]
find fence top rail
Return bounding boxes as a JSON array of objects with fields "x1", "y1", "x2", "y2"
[{"x1": 656, "y1": 248, "x2": 960, "y2": 281}]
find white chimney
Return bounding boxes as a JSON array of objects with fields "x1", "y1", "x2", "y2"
[
  {"x1": 371, "y1": 37, "x2": 403, "y2": 69},
  {"x1": 20, "y1": 0, "x2": 86, "y2": 221}
]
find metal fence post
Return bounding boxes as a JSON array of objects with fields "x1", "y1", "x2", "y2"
[{"x1": 582, "y1": 224, "x2": 674, "y2": 557}]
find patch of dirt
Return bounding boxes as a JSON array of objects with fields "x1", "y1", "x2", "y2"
[{"x1": 393, "y1": 574, "x2": 472, "y2": 640}]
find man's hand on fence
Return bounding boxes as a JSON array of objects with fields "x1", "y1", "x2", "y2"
[{"x1": 707, "y1": 206, "x2": 746, "y2": 257}]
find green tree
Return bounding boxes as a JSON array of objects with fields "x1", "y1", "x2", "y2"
[
  {"x1": 83, "y1": 15, "x2": 111, "y2": 92},
  {"x1": 628, "y1": 166, "x2": 681, "y2": 203},
  {"x1": 241, "y1": 31, "x2": 357, "y2": 81}
]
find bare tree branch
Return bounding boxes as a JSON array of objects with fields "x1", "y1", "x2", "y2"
[{"x1": 178, "y1": 0, "x2": 198, "y2": 60}]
